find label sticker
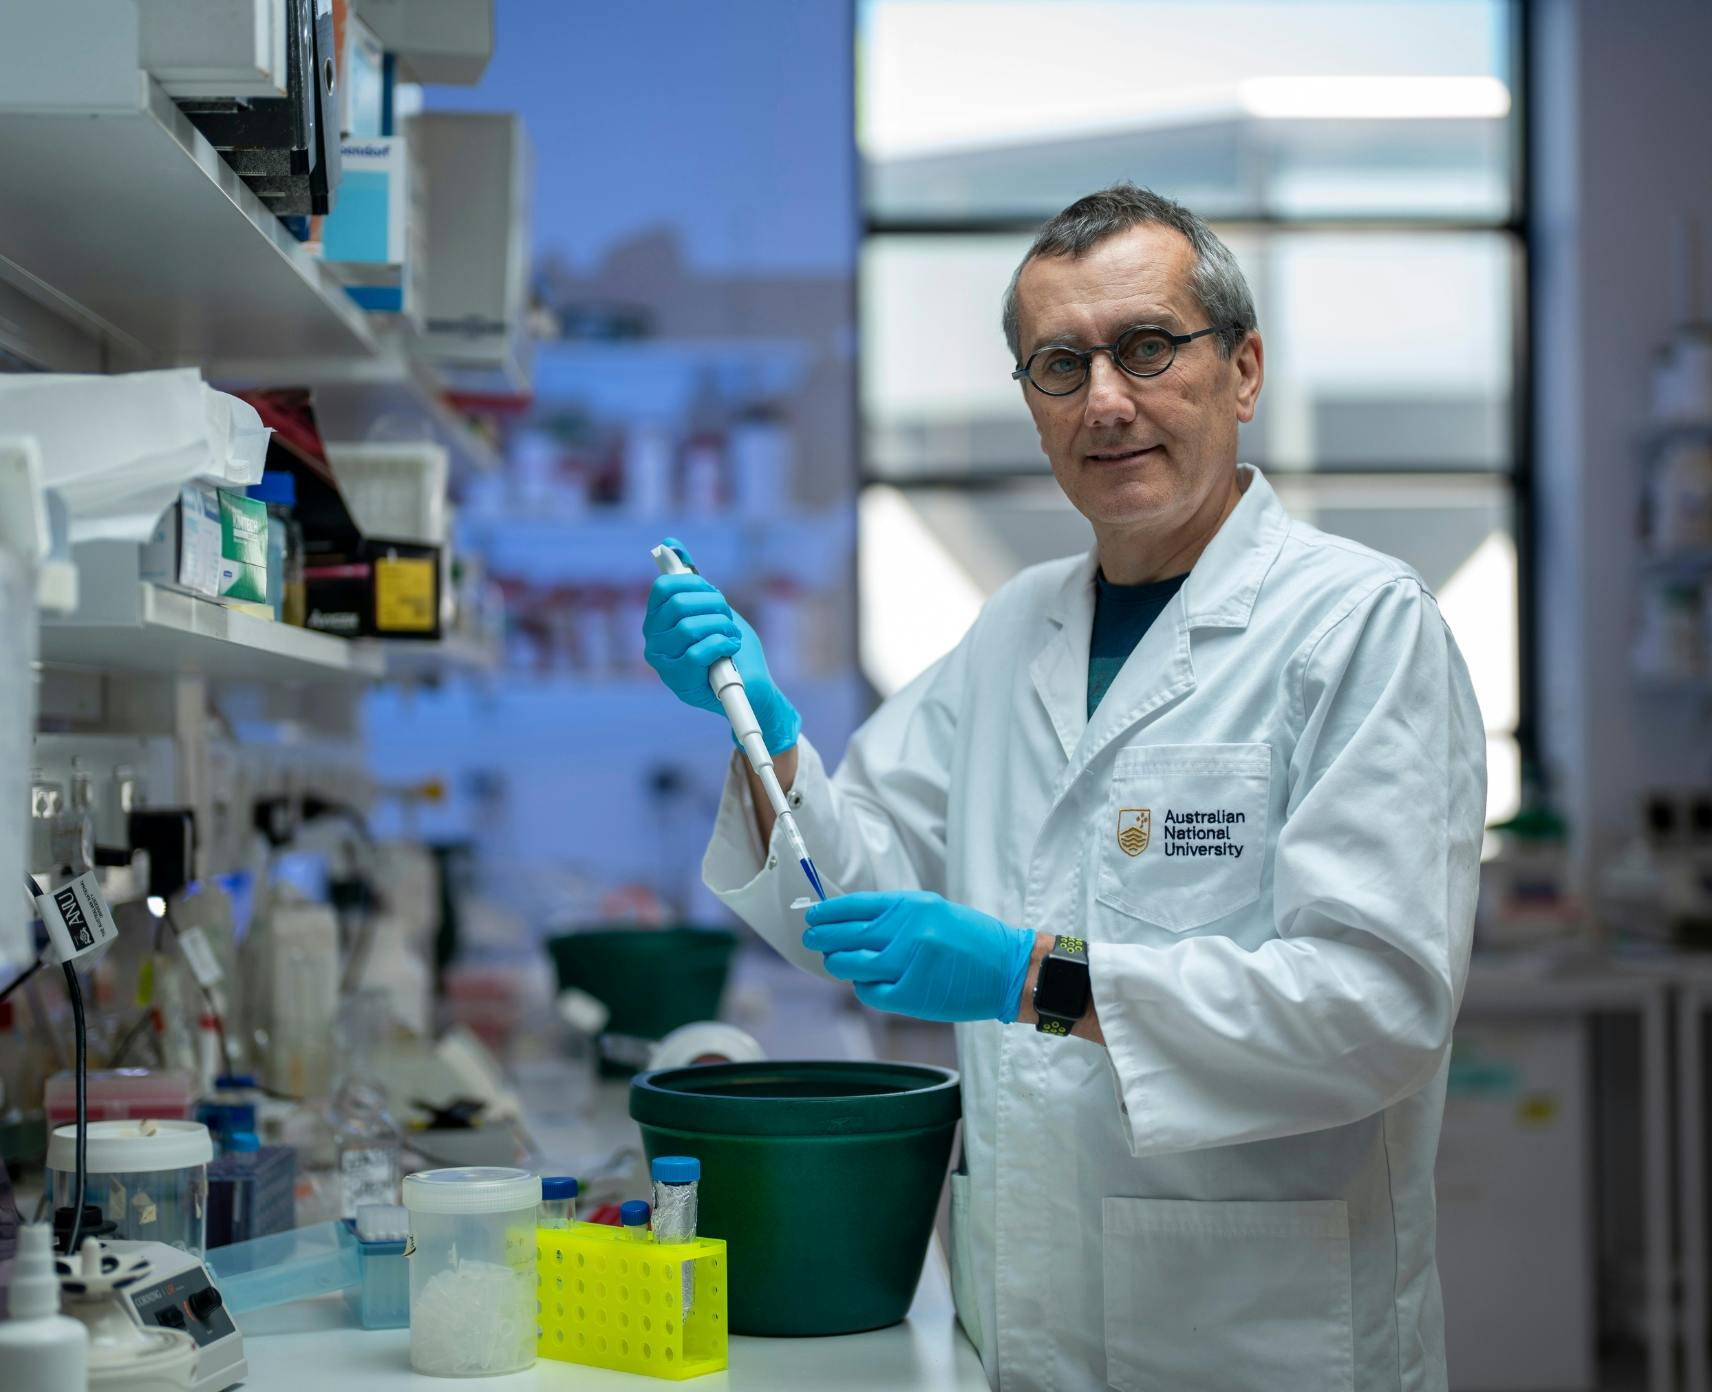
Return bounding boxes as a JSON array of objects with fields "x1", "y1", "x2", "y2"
[
  {"x1": 374, "y1": 556, "x2": 435, "y2": 632},
  {"x1": 177, "y1": 925, "x2": 225, "y2": 987},
  {"x1": 339, "y1": 1147, "x2": 397, "y2": 1216},
  {"x1": 35, "y1": 872, "x2": 119, "y2": 963}
]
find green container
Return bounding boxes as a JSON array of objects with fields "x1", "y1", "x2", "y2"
[
  {"x1": 546, "y1": 928, "x2": 738, "y2": 1073},
  {"x1": 630, "y1": 1060, "x2": 960, "y2": 1337}
]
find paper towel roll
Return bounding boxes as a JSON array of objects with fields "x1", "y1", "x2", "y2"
[{"x1": 648, "y1": 1022, "x2": 767, "y2": 1071}]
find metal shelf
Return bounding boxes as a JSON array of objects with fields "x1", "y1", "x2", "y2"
[
  {"x1": 40, "y1": 582, "x2": 383, "y2": 684},
  {"x1": 529, "y1": 338, "x2": 813, "y2": 418},
  {"x1": 456, "y1": 509, "x2": 855, "y2": 587},
  {"x1": 213, "y1": 340, "x2": 503, "y2": 477},
  {"x1": 0, "y1": 80, "x2": 376, "y2": 364},
  {"x1": 1639, "y1": 547, "x2": 1712, "y2": 581},
  {"x1": 363, "y1": 633, "x2": 501, "y2": 682}
]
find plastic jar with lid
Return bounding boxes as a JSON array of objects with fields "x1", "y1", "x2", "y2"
[
  {"x1": 47, "y1": 1119, "x2": 213, "y2": 1254},
  {"x1": 401, "y1": 1167, "x2": 541, "y2": 1377}
]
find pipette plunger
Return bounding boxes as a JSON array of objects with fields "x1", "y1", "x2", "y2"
[{"x1": 651, "y1": 544, "x2": 827, "y2": 902}]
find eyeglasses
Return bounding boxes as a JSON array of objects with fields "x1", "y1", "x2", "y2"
[{"x1": 1012, "y1": 324, "x2": 1226, "y2": 396}]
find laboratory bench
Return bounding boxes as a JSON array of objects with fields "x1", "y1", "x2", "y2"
[{"x1": 242, "y1": 946, "x2": 987, "y2": 1390}]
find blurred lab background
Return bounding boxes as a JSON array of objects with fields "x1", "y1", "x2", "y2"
[{"x1": 2, "y1": 2, "x2": 1712, "y2": 1389}]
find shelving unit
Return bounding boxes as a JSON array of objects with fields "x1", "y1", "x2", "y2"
[
  {"x1": 0, "y1": 80, "x2": 375, "y2": 365},
  {"x1": 458, "y1": 508, "x2": 854, "y2": 586},
  {"x1": 214, "y1": 340, "x2": 503, "y2": 478},
  {"x1": 529, "y1": 338, "x2": 813, "y2": 418},
  {"x1": 39, "y1": 582, "x2": 384, "y2": 684}
]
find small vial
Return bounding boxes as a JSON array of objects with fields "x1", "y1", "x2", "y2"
[
  {"x1": 651, "y1": 1156, "x2": 700, "y2": 1319},
  {"x1": 539, "y1": 1176, "x2": 578, "y2": 1228},
  {"x1": 620, "y1": 1200, "x2": 651, "y2": 1241}
]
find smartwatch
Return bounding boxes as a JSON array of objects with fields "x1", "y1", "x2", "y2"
[{"x1": 1031, "y1": 935, "x2": 1090, "y2": 1036}]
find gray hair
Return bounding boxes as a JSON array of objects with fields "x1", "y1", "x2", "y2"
[{"x1": 1001, "y1": 182, "x2": 1257, "y2": 364}]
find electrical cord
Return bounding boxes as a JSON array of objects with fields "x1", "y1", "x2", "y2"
[
  {"x1": 22, "y1": 875, "x2": 87, "y2": 1255},
  {"x1": 61, "y1": 960, "x2": 87, "y2": 1255},
  {"x1": 0, "y1": 955, "x2": 45, "y2": 1004}
]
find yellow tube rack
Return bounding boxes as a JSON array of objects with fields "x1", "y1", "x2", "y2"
[{"x1": 537, "y1": 1221, "x2": 728, "y2": 1380}]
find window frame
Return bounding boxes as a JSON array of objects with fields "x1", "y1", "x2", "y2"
[{"x1": 854, "y1": 0, "x2": 1536, "y2": 778}]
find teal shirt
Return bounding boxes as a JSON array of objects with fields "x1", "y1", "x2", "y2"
[{"x1": 1087, "y1": 570, "x2": 1189, "y2": 718}]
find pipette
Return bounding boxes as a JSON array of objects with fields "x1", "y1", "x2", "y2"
[{"x1": 651, "y1": 544, "x2": 827, "y2": 901}]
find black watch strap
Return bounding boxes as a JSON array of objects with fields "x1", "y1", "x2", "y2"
[{"x1": 1033, "y1": 934, "x2": 1091, "y2": 1036}]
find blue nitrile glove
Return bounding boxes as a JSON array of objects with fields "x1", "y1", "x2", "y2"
[
  {"x1": 643, "y1": 537, "x2": 801, "y2": 754},
  {"x1": 803, "y1": 891, "x2": 1037, "y2": 1024}
]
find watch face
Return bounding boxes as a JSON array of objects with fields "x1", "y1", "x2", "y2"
[{"x1": 1034, "y1": 951, "x2": 1091, "y2": 1021}]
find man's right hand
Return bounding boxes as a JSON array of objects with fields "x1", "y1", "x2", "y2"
[{"x1": 642, "y1": 537, "x2": 801, "y2": 756}]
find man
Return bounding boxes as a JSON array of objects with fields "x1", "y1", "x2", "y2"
[{"x1": 644, "y1": 182, "x2": 1485, "y2": 1392}]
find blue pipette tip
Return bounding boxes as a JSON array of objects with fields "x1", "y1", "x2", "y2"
[{"x1": 800, "y1": 857, "x2": 827, "y2": 902}]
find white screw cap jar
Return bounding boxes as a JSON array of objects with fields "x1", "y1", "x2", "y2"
[{"x1": 402, "y1": 1166, "x2": 541, "y2": 1377}]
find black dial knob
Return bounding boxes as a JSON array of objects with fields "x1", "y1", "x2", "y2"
[{"x1": 189, "y1": 1286, "x2": 224, "y2": 1320}]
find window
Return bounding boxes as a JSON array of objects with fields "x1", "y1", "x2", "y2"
[{"x1": 857, "y1": 0, "x2": 1525, "y2": 822}]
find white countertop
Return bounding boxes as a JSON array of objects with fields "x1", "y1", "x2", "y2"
[
  {"x1": 237, "y1": 1248, "x2": 986, "y2": 1391},
  {"x1": 239, "y1": 947, "x2": 987, "y2": 1390}
]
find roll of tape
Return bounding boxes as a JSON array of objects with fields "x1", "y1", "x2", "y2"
[{"x1": 648, "y1": 1022, "x2": 767, "y2": 1071}]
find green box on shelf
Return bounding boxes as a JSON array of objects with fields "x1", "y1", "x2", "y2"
[{"x1": 217, "y1": 488, "x2": 268, "y2": 604}]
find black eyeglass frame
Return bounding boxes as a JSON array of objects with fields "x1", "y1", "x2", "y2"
[{"x1": 1011, "y1": 324, "x2": 1228, "y2": 396}]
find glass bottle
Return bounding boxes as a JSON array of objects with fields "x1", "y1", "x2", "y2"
[{"x1": 331, "y1": 1078, "x2": 401, "y2": 1219}]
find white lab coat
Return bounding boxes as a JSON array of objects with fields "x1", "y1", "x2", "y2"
[{"x1": 703, "y1": 466, "x2": 1485, "y2": 1392}]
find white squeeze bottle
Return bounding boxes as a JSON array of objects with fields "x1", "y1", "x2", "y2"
[{"x1": 0, "y1": 1223, "x2": 89, "y2": 1392}]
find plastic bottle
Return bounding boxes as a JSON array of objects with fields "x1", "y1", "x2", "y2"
[
  {"x1": 620, "y1": 1199, "x2": 652, "y2": 1241},
  {"x1": 538, "y1": 1175, "x2": 578, "y2": 1228},
  {"x1": 331, "y1": 1078, "x2": 401, "y2": 1219},
  {"x1": 0, "y1": 1223, "x2": 90, "y2": 1392}
]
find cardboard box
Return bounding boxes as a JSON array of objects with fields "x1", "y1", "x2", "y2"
[
  {"x1": 217, "y1": 489, "x2": 269, "y2": 605},
  {"x1": 304, "y1": 537, "x2": 441, "y2": 639},
  {"x1": 141, "y1": 481, "x2": 223, "y2": 596},
  {"x1": 322, "y1": 135, "x2": 415, "y2": 315}
]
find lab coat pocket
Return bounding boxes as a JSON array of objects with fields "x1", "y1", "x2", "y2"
[
  {"x1": 948, "y1": 1172, "x2": 984, "y2": 1358},
  {"x1": 1101, "y1": 1196, "x2": 1353, "y2": 1392},
  {"x1": 1097, "y1": 743, "x2": 1269, "y2": 934}
]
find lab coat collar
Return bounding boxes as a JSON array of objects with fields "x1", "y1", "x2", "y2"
[
  {"x1": 1038, "y1": 465, "x2": 1286, "y2": 634},
  {"x1": 1030, "y1": 465, "x2": 1289, "y2": 765},
  {"x1": 1178, "y1": 465, "x2": 1289, "y2": 632}
]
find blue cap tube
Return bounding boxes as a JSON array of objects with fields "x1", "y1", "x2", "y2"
[
  {"x1": 620, "y1": 1199, "x2": 652, "y2": 1241},
  {"x1": 650, "y1": 1157, "x2": 700, "y2": 1318},
  {"x1": 539, "y1": 1176, "x2": 578, "y2": 1229}
]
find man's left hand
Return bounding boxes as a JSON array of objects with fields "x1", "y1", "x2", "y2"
[{"x1": 803, "y1": 891, "x2": 1036, "y2": 1023}]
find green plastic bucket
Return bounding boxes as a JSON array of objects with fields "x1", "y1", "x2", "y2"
[
  {"x1": 546, "y1": 928, "x2": 738, "y2": 1073},
  {"x1": 629, "y1": 1060, "x2": 961, "y2": 1337}
]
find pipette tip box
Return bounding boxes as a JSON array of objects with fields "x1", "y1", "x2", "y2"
[{"x1": 537, "y1": 1221, "x2": 727, "y2": 1379}]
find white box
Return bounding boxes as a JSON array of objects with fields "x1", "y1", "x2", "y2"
[
  {"x1": 137, "y1": 0, "x2": 288, "y2": 100},
  {"x1": 408, "y1": 112, "x2": 531, "y2": 394},
  {"x1": 352, "y1": 0, "x2": 492, "y2": 85}
]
